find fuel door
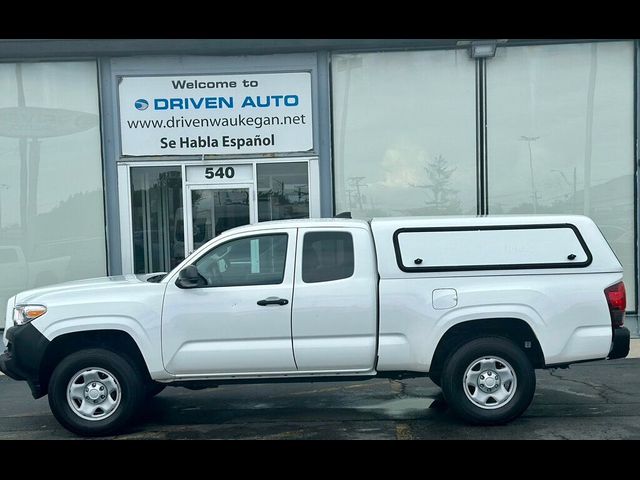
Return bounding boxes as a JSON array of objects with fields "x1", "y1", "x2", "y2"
[{"x1": 432, "y1": 288, "x2": 458, "y2": 310}]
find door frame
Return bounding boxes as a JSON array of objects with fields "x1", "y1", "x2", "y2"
[
  {"x1": 117, "y1": 156, "x2": 320, "y2": 274},
  {"x1": 161, "y1": 226, "x2": 300, "y2": 377},
  {"x1": 185, "y1": 183, "x2": 256, "y2": 256}
]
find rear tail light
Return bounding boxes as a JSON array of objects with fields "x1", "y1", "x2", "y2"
[{"x1": 604, "y1": 281, "x2": 626, "y2": 328}]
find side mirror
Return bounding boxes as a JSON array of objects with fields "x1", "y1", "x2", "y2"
[{"x1": 176, "y1": 265, "x2": 206, "y2": 289}]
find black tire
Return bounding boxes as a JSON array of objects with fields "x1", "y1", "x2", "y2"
[
  {"x1": 429, "y1": 371, "x2": 442, "y2": 387},
  {"x1": 441, "y1": 337, "x2": 535, "y2": 425},
  {"x1": 146, "y1": 381, "x2": 166, "y2": 398},
  {"x1": 48, "y1": 348, "x2": 146, "y2": 437}
]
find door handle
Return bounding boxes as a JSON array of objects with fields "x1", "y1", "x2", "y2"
[{"x1": 257, "y1": 297, "x2": 289, "y2": 306}]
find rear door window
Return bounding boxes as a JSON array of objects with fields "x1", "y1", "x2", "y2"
[{"x1": 302, "y1": 232, "x2": 354, "y2": 283}]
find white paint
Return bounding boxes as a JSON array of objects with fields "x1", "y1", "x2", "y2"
[
  {"x1": 2, "y1": 214, "x2": 624, "y2": 384},
  {"x1": 161, "y1": 228, "x2": 298, "y2": 375},
  {"x1": 119, "y1": 72, "x2": 313, "y2": 156},
  {"x1": 291, "y1": 226, "x2": 378, "y2": 371},
  {"x1": 371, "y1": 215, "x2": 622, "y2": 279},
  {"x1": 24, "y1": 275, "x2": 167, "y2": 377},
  {"x1": 116, "y1": 164, "x2": 134, "y2": 275},
  {"x1": 432, "y1": 288, "x2": 458, "y2": 310},
  {"x1": 376, "y1": 271, "x2": 619, "y2": 371}
]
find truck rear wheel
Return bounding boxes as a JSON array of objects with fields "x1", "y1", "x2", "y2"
[
  {"x1": 48, "y1": 348, "x2": 146, "y2": 436},
  {"x1": 441, "y1": 337, "x2": 535, "y2": 425}
]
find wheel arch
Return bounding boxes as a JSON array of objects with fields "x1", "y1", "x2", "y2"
[
  {"x1": 429, "y1": 318, "x2": 546, "y2": 378},
  {"x1": 39, "y1": 329, "x2": 152, "y2": 395}
]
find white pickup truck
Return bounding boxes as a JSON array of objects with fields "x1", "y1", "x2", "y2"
[{"x1": 0, "y1": 215, "x2": 630, "y2": 436}]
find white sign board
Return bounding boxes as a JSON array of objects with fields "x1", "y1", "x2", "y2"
[{"x1": 119, "y1": 72, "x2": 313, "y2": 156}]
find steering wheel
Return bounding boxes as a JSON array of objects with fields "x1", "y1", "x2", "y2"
[{"x1": 198, "y1": 245, "x2": 232, "y2": 286}]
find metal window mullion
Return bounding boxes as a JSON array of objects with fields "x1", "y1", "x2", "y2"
[
  {"x1": 635, "y1": 39, "x2": 640, "y2": 313},
  {"x1": 142, "y1": 173, "x2": 150, "y2": 273},
  {"x1": 161, "y1": 181, "x2": 170, "y2": 271},
  {"x1": 475, "y1": 59, "x2": 489, "y2": 215}
]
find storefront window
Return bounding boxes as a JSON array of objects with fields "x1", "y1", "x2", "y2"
[
  {"x1": 0, "y1": 61, "x2": 106, "y2": 311},
  {"x1": 332, "y1": 50, "x2": 477, "y2": 218},
  {"x1": 486, "y1": 41, "x2": 636, "y2": 308},
  {"x1": 257, "y1": 162, "x2": 309, "y2": 221},
  {"x1": 130, "y1": 167, "x2": 184, "y2": 274}
]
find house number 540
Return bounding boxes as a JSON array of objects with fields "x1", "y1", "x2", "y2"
[{"x1": 204, "y1": 167, "x2": 235, "y2": 179}]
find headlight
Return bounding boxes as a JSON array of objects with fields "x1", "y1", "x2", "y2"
[{"x1": 13, "y1": 305, "x2": 47, "y2": 326}]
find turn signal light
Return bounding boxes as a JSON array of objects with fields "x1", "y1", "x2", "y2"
[{"x1": 13, "y1": 304, "x2": 47, "y2": 326}]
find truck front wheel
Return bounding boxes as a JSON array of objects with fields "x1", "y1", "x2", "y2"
[
  {"x1": 146, "y1": 381, "x2": 166, "y2": 398},
  {"x1": 441, "y1": 337, "x2": 535, "y2": 425},
  {"x1": 48, "y1": 348, "x2": 146, "y2": 436}
]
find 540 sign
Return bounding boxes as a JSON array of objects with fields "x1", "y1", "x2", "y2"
[
  {"x1": 186, "y1": 164, "x2": 253, "y2": 184},
  {"x1": 205, "y1": 166, "x2": 235, "y2": 179}
]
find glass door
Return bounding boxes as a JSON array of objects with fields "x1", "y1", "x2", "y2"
[
  {"x1": 129, "y1": 166, "x2": 184, "y2": 274},
  {"x1": 186, "y1": 185, "x2": 255, "y2": 254},
  {"x1": 120, "y1": 158, "x2": 320, "y2": 275}
]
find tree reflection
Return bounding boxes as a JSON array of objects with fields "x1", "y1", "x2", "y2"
[{"x1": 411, "y1": 154, "x2": 461, "y2": 214}]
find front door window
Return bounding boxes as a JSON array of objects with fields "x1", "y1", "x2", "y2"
[{"x1": 195, "y1": 234, "x2": 288, "y2": 287}]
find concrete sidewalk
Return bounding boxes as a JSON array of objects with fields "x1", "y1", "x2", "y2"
[{"x1": 628, "y1": 338, "x2": 640, "y2": 358}]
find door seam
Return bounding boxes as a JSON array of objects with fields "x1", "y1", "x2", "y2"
[{"x1": 290, "y1": 228, "x2": 300, "y2": 370}]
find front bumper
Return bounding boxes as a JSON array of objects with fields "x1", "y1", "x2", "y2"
[
  {"x1": 0, "y1": 323, "x2": 50, "y2": 398},
  {"x1": 607, "y1": 327, "x2": 630, "y2": 360}
]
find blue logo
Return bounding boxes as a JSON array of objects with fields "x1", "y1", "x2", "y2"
[{"x1": 134, "y1": 99, "x2": 149, "y2": 111}]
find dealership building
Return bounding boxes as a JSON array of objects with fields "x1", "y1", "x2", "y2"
[{"x1": 0, "y1": 39, "x2": 637, "y2": 328}]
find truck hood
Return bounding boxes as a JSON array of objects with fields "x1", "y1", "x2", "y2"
[{"x1": 15, "y1": 273, "x2": 164, "y2": 305}]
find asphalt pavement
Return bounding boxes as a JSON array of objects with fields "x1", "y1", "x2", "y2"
[{"x1": 2, "y1": 358, "x2": 640, "y2": 439}]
